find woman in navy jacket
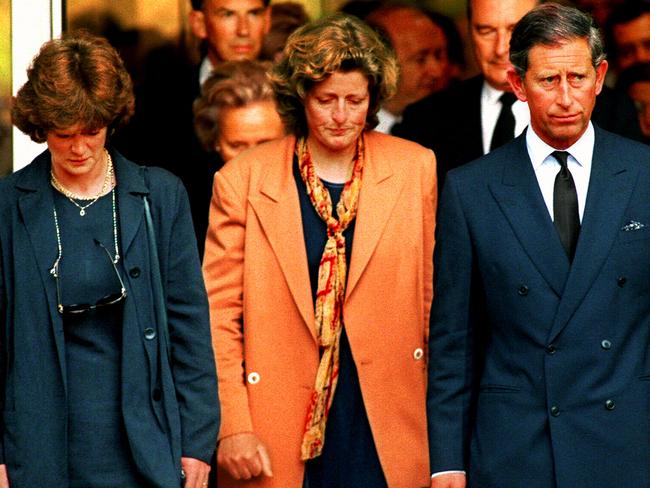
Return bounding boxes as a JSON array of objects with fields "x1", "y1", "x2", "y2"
[{"x1": 0, "y1": 32, "x2": 219, "y2": 487}]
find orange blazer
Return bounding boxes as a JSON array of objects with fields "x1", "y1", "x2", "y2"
[{"x1": 203, "y1": 131, "x2": 437, "y2": 488}]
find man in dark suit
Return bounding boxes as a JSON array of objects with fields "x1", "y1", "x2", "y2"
[
  {"x1": 395, "y1": 0, "x2": 643, "y2": 190},
  {"x1": 364, "y1": 5, "x2": 459, "y2": 134},
  {"x1": 427, "y1": 4, "x2": 650, "y2": 488},
  {"x1": 114, "y1": 0, "x2": 271, "y2": 255}
]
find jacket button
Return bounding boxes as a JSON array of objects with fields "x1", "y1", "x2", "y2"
[
  {"x1": 144, "y1": 328, "x2": 156, "y2": 340},
  {"x1": 413, "y1": 348, "x2": 424, "y2": 360},
  {"x1": 517, "y1": 285, "x2": 529, "y2": 296},
  {"x1": 605, "y1": 399, "x2": 615, "y2": 411},
  {"x1": 550, "y1": 406, "x2": 560, "y2": 417},
  {"x1": 601, "y1": 339, "x2": 612, "y2": 350},
  {"x1": 546, "y1": 344, "x2": 556, "y2": 355},
  {"x1": 247, "y1": 372, "x2": 260, "y2": 384},
  {"x1": 152, "y1": 388, "x2": 162, "y2": 401},
  {"x1": 617, "y1": 276, "x2": 627, "y2": 287},
  {"x1": 129, "y1": 267, "x2": 141, "y2": 278}
]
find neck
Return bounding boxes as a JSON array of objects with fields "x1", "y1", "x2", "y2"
[
  {"x1": 306, "y1": 138, "x2": 357, "y2": 184},
  {"x1": 51, "y1": 150, "x2": 111, "y2": 198}
]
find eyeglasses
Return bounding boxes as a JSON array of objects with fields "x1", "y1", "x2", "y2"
[{"x1": 51, "y1": 240, "x2": 127, "y2": 315}]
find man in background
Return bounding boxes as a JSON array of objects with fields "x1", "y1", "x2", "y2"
[
  {"x1": 365, "y1": 5, "x2": 461, "y2": 134},
  {"x1": 606, "y1": 0, "x2": 650, "y2": 73},
  {"x1": 396, "y1": 0, "x2": 642, "y2": 190},
  {"x1": 189, "y1": 0, "x2": 271, "y2": 84},
  {"x1": 115, "y1": 0, "x2": 271, "y2": 255}
]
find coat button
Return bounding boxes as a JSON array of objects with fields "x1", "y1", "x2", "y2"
[
  {"x1": 601, "y1": 339, "x2": 612, "y2": 350},
  {"x1": 550, "y1": 406, "x2": 560, "y2": 417},
  {"x1": 546, "y1": 344, "x2": 556, "y2": 355},
  {"x1": 152, "y1": 388, "x2": 162, "y2": 401},
  {"x1": 413, "y1": 348, "x2": 424, "y2": 360},
  {"x1": 605, "y1": 399, "x2": 615, "y2": 410},
  {"x1": 144, "y1": 327, "x2": 156, "y2": 340},
  {"x1": 617, "y1": 276, "x2": 627, "y2": 287},
  {"x1": 247, "y1": 372, "x2": 260, "y2": 384},
  {"x1": 129, "y1": 267, "x2": 141, "y2": 278},
  {"x1": 518, "y1": 285, "x2": 529, "y2": 296}
]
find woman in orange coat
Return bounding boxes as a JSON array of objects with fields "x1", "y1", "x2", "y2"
[{"x1": 203, "y1": 13, "x2": 437, "y2": 488}]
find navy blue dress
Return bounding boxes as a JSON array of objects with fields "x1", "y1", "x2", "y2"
[
  {"x1": 54, "y1": 192, "x2": 146, "y2": 487},
  {"x1": 294, "y1": 163, "x2": 388, "y2": 488}
]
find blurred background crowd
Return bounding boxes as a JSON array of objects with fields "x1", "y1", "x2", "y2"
[{"x1": 1, "y1": 0, "x2": 649, "y2": 184}]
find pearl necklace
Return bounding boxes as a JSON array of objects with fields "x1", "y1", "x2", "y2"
[{"x1": 50, "y1": 149, "x2": 114, "y2": 216}]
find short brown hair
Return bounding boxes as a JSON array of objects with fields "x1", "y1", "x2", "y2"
[
  {"x1": 12, "y1": 31, "x2": 134, "y2": 143},
  {"x1": 268, "y1": 12, "x2": 398, "y2": 136},
  {"x1": 193, "y1": 60, "x2": 277, "y2": 152}
]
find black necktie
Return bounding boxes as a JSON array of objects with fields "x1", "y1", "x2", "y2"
[
  {"x1": 490, "y1": 92, "x2": 517, "y2": 151},
  {"x1": 552, "y1": 151, "x2": 580, "y2": 261}
]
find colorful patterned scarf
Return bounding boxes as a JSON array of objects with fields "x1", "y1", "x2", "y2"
[{"x1": 298, "y1": 135, "x2": 365, "y2": 460}]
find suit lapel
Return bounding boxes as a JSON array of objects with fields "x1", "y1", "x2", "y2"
[
  {"x1": 548, "y1": 129, "x2": 636, "y2": 341},
  {"x1": 346, "y1": 132, "x2": 403, "y2": 298},
  {"x1": 489, "y1": 135, "x2": 570, "y2": 297},
  {"x1": 15, "y1": 152, "x2": 67, "y2": 392},
  {"x1": 247, "y1": 137, "x2": 316, "y2": 339}
]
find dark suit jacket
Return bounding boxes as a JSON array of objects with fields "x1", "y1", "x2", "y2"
[
  {"x1": 113, "y1": 50, "x2": 221, "y2": 257},
  {"x1": 427, "y1": 126, "x2": 650, "y2": 487},
  {"x1": 0, "y1": 149, "x2": 220, "y2": 487},
  {"x1": 395, "y1": 75, "x2": 645, "y2": 190}
]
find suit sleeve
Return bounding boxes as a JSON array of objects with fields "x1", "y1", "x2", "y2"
[
  {"x1": 164, "y1": 178, "x2": 220, "y2": 462},
  {"x1": 202, "y1": 169, "x2": 254, "y2": 440},
  {"x1": 427, "y1": 171, "x2": 476, "y2": 473}
]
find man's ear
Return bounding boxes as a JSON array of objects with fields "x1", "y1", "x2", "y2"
[
  {"x1": 507, "y1": 68, "x2": 527, "y2": 102},
  {"x1": 594, "y1": 59, "x2": 608, "y2": 96},
  {"x1": 189, "y1": 10, "x2": 207, "y2": 40}
]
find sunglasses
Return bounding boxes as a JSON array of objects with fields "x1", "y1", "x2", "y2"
[{"x1": 51, "y1": 240, "x2": 127, "y2": 315}]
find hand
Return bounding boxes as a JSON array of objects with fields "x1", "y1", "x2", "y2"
[
  {"x1": 217, "y1": 432, "x2": 273, "y2": 480},
  {"x1": 181, "y1": 457, "x2": 210, "y2": 488},
  {"x1": 430, "y1": 473, "x2": 466, "y2": 488},
  {"x1": 0, "y1": 464, "x2": 9, "y2": 488}
]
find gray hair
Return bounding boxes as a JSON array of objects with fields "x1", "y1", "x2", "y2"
[
  {"x1": 510, "y1": 3, "x2": 606, "y2": 78},
  {"x1": 193, "y1": 60, "x2": 276, "y2": 152}
]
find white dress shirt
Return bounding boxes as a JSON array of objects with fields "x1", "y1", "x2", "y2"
[
  {"x1": 526, "y1": 122, "x2": 595, "y2": 222},
  {"x1": 480, "y1": 82, "x2": 530, "y2": 154},
  {"x1": 375, "y1": 107, "x2": 402, "y2": 135},
  {"x1": 198, "y1": 57, "x2": 216, "y2": 88}
]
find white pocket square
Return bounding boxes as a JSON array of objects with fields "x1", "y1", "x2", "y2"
[{"x1": 621, "y1": 220, "x2": 646, "y2": 231}]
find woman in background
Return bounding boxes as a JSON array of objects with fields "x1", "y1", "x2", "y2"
[
  {"x1": 193, "y1": 60, "x2": 285, "y2": 164},
  {"x1": 191, "y1": 60, "x2": 285, "y2": 255},
  {"x1": 1, "y1": 32, "x2": 219, "y2": 488},
  {"x1": 203, "y1": 13, "x2": 437, "y2": 488}
]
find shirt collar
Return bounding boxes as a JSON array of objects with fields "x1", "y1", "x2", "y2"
[
  {"x1": 481, "y1": 81, "x2": 508, "y2": 106},
  {"x1": 199, "y1": 57, "x2": 216, "y2": 88},
  {"x1": 526, "y1": 122, "x2": 595, "y2": 171},
  {"x1": 375, "y1": 108, "x2": 402, "y2": 134}
]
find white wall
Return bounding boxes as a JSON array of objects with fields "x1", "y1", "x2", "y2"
[{"x1": 12, "y1": 0, "x2": 62, "y2": 170}]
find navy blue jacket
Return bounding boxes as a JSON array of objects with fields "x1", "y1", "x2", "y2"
[
  {"x1": 0, "y1": 149, "x2": 219, "y2": 487},
  {"x1": 427, "y1": 127, "x2": 650, "y2": 487}
]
